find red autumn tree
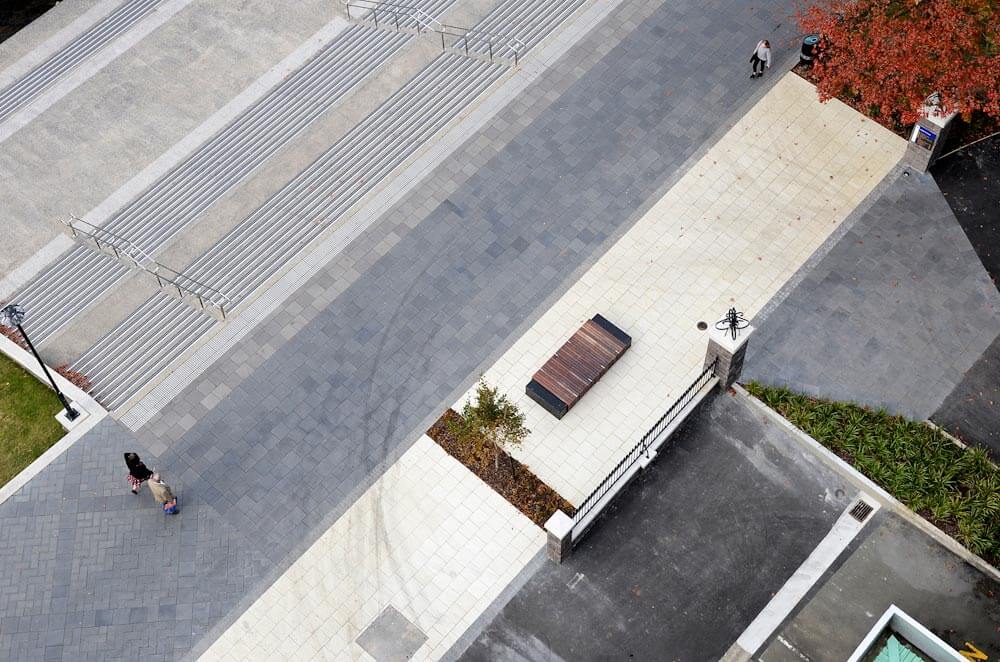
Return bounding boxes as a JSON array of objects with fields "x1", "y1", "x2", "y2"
[{"x1": 798, "y1": 0, "x2": 1000, "y2": 125}]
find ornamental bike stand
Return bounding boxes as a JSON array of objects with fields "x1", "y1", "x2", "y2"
[
  {"x1": 343, "y1": 0, "x2": 525, "y2": 66},
  {"x1": 63, "y1": 215, "x2": 232, "y2": 320}
]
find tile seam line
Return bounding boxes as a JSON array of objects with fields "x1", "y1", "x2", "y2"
[
  {"x1": 0, "y1": 0, "x2": 199, "y2": 146},
  {"x1": 0, "y1": 0, "x2": 124, "y2": 88},
  {"x1": 116, "y1": 0, "x2": 610, "y2": 431},
  {"x1": 0, "y1": 17, "x2": 353, "y2": 303}
]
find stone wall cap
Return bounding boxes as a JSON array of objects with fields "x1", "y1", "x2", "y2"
[{"x1": 544, "y1": 509, "x2": 574, "y2": 537}]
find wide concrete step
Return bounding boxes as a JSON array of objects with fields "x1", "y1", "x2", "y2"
[
  {"x1": 192, "y1": 54, "x2": 506, "y2": 304},
  {"x1": 71, "y1": 293, "x2": 216, "y2": 409},
  {"x1": 14, "y1": 5, "x2": 454, "y2": 344},
  {"x1": 0, "y1": 0, "x2": 164, "y2": 125},
  {"x1": 71, "y1": 0, "x2": 594, "y2": 411}
]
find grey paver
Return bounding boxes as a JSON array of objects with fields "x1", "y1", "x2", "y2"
[
  {"x1": 745, "y1": 168, "x2": 1000, "y2": 419},
  {"x1": 756, "y1": 511, "x2": 1000, "y2": 661},
  {"x1": 3, "y1": 0, "x2": 807, "y2": 658}
]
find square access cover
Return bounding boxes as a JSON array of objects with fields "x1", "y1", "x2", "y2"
[{"x1": 355, "y1": 605, "x2": 428, "y2": 662}]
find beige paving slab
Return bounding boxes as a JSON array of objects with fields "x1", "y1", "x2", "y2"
[
  {"x1": 199, "y1": 435, "x2": 544, "y2": 662},
  {"x1": 459, "y1": 73, "x2": 906, "y2": 505}
]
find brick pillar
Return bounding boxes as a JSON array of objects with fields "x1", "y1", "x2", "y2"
[
  {"x1": 902, "y1": 114, "x2": 956, "y2": 173},
  {"x1": 544, "y1": 510, "x2": 573, "y2": 564},
  {"x1": 704, "y1": 323, "x2": 754, "y2": 388}
]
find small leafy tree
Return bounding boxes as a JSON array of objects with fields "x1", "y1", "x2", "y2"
[
  {"x1": 447, "y1": 378, "x2": 530, "y2": 474},
  {"x1": 798, "y1": 0, "x2": 1000, "y2": 125}
]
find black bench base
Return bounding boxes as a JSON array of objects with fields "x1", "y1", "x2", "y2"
[{"x1": 526, "y1": 379, "x2": 568, "y2": 420}]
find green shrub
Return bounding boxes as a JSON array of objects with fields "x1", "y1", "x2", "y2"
[{"x1": 745, "y1": 382, "x2": 999, "y2": 564}]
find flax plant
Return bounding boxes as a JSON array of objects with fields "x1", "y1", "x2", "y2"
[{"x1": 746, "y1": 382, "x2": 999, "y2": 564}]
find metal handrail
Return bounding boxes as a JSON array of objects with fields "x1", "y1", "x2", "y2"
[
  {"x1": 344, "y1": 0, "x2": 442, "y2": 32},
  {"x1": 343, "y1": 0, "x2": 525, "y2": 65},
  {"x1": 570, "y1": 359, "x2": 719, "y2": 533},
  {"x1": 63, "y1": 215, "x2": 232, "y2": 317}
]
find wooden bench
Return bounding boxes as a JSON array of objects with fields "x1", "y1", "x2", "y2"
[{"x1": 526, "y1": 314, "x2": 631, "y2": 419}]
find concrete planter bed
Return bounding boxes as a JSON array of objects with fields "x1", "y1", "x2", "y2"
[
  {"x1": 427, "y1": 409, "x2": 574, "y2": 527},
  {"x1": 745, "y1": 382, "x2": 1000, "y2": 567}
]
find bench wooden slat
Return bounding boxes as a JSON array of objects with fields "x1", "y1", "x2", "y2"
[{"x1": 526, "y1": 315, "x2": 632, "y2": 419}]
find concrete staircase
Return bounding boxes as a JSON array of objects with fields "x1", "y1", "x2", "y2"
[
  {"x1": 0, "y1": 0, "x2": 165, "y2": 125},
  {"x1": 15, "y1": 2, "x2": 456, "y2": 344},
  {"x1": 71, "y1": 0, "x2": 595, "y2": 410}
]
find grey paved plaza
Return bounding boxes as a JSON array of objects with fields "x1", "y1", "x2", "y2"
[
  {"x1": 0, "y1": 0, "x2": 804, "y2": 659},
  {"x1": 745, "y1": 167, "x2": 1000, "y2": 419}
]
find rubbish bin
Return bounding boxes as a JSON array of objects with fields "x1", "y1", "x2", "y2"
[{"x1": 800, "y1": 34, "x2": 820, "y2": 65}]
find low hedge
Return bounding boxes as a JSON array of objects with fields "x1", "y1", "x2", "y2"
[{"x1": 745, "y1": 382, "x2": 999, "y2": 565}]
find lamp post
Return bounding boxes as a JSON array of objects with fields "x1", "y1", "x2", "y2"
[{"x1": 0, "y1": 303, "x2": 79, "y2": 421}]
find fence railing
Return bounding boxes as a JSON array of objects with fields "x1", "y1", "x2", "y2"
[
  {"x1": 344, "y1": 0, "x2": 525, "y2": 65},
  {"x1": 63, "y1": 216, "x2": 232, "y2": 318},
  {"x1": 570, "y1": 359, "x2": 719, "y2": 544}
]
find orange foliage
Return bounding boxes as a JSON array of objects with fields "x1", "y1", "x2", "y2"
[{"x1": 799, "y1": 0, "x2": 1000, "y2": 124}]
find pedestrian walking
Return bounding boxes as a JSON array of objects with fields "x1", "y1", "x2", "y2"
[
  {"x1": 148, "y1": 473, "x2": 178, "y2": 514},
  {"x1": 124, "y1": 452, "x2": 153, "y2": 494},
  {"x1": 750, "y1": 39, "x2": 771, "y2": 78}
]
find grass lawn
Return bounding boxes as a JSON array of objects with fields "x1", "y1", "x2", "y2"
[
  {"x1": 0, "y1": 351, "x2": 65, "y2": 487},
  {"x1": 746, "y1": 382, "x2": 1000, "y2": 566}
]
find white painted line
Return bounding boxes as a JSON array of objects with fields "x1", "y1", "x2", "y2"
[
  {"x1": 734, "y1": 496, "x2": 880, "y2": 655},
  {"x1": 0, "y1": 333, "x2": 107, "y2": 506},
  {"x1": 117, "y1": 0, "x2": 630, "y2": 431},
  {"x1": 0, "y1": 0, "x2": 199, "y2": 146}
]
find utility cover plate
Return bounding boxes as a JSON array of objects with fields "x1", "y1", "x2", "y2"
[{"x1": 355, "y1": 605, "x2": 427, "y2": 661}]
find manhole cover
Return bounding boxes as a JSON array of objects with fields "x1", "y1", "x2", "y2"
[{"x1": 355, "y1": 605, "x2": 427, "y2": 662}]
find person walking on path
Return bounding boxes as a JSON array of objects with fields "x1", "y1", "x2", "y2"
[
  {"x1": 148, "y1": 473, "x2": 178, "y2": 514},
  {"x1": 750, "y1": 39, "x2": 771, "y2": 78},
  {"x1": 124, "y1": 452, "x2": 153, "y2": 494}
]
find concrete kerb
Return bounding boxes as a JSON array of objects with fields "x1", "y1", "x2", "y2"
[
  {"x1": 0, "y1": 333, "x2": 107, "y2": 506},
  {"x1": 724, "y1": 494, "x2": 882, "y2": 661},
  {"x1": 115, "y1": 0, "x2": 627, "y2": 430},
  {"x1": 732, "y1": 383, "x2": 1000, "y2": 582}
]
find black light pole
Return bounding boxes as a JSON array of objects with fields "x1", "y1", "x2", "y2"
[{"x1": 0, "y1": 303, "x2": 79, "y2": 421}]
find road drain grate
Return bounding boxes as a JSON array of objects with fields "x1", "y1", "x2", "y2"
[{"x1": 849, "y1": 500, "x2": 874, "y2": 522}]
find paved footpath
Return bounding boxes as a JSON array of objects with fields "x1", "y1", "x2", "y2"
[
  {"x1": 189, "y1": 72, "x2": 901, "y2": 661},
  {"x1": 745, "y1": 168, "x2": 1000, "y2": 419},
  {"x1": 0, "y1": 1, "x2": 921, "y2": 661},
  {"x1": 0, "y1": 0, "x2": 810, "y2": 659}
]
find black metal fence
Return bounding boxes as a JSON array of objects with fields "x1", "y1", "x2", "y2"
[{"x1": 570, "y1": 358, "x2": 719, "y2": 543}]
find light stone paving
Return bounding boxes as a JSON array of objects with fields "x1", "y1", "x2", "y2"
[
  {"x1": 197, "y1": 73, "x2": 903, "y2": 662},
  {"x1": 199, "y1": 435, "x2": 544, "y2": 662},
  {"x1": 459, "y1": 73, "x2": 906, "y2": 505}
]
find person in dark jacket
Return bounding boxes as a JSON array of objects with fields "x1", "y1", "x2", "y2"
[{"x1": 124, "y1": 452, "x2": 153, "y2": 494}]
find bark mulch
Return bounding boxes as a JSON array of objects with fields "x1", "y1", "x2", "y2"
[{"x1": 427, "y1": 409, "x2": 575, "y2": 528}]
